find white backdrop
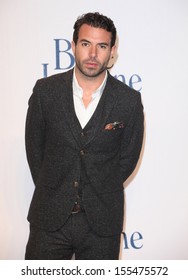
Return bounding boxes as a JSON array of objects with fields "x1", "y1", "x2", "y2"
[{"x1": 0, "y1": 0, "x2": 188, "y2": 259}]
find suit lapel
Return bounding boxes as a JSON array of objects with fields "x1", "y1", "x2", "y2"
[
  {"x1": 59, "y1": 70, "x2": 83, "y2": 148},
  {"x1": 83, "y1": 72, "x2": 118, "y2": 146}
]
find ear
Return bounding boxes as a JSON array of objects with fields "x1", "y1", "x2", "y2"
[
  {"x1": 71, "y1": 41, "x2": 76, "y2": 55},
  {"x1": 110, "y1": 45, "x2": 116, "y2": 59}
]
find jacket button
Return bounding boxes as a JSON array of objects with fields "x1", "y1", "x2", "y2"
[{"x1": 73, "y1": 181, "x2": 79, "y2": 187}]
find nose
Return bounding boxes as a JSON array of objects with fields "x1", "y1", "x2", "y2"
[{"x1": 89, "y1": 45, "x2": 97, "y2": 58}]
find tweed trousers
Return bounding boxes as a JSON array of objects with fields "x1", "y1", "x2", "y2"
[{"x1": 25, "y1": 212, "x2": 121, "y2": 260}]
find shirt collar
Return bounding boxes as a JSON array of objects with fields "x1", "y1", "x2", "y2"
[{"x1": 73, "y1": 68, "x2": 107, "y2": 100}]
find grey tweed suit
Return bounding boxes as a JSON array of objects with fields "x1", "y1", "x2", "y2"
[{"x1": 25, "y1": 69, "x2": 144, "y2": 237}]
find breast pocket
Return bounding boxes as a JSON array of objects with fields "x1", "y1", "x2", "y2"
[{"x1": 94, "y1": 127, "x2": 124, "y2": 153}]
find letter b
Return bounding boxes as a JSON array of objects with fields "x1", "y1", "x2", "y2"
[{"x1": 54, "y1": 39, "x2": 75, "y2": 70}]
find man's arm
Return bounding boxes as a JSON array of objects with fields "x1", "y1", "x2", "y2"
[
  {"x1": 120, "y1": 93, "x2": 144, "y2": 183},
  {"x1": 25, "y1": 81, "x2": 46, "y2": 186}
]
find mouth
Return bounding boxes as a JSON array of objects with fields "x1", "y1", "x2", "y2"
[{"x1": 85, "y1": 61, "x2": 98, "y2": 68}]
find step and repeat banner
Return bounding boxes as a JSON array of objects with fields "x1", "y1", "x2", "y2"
[{"x1": 0, "y1": 0, "x2": 188, "y2": 260}]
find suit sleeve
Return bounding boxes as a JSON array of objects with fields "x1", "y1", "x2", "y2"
[
  {"x1": 120, "y1": 93, "x2": 144, "y2": 182},
  {"x1": 25, "y1": 81, "x2": 46, "y2": 186}
]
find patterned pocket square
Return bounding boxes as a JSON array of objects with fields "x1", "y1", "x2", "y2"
[{"x1": 104, "y1": 121, "x2": 124, "y2": 130}]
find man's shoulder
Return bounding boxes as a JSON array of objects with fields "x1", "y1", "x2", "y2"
[
  {"x1": 34, "y1": 69, "x2": 73, "y2": 90},
  {"x1": 31, "y1": 69, "x2": 73, "y2": 103}
]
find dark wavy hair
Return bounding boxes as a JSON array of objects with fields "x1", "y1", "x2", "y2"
[{"x1": 73, "y1": 12, "x2": 116, "y2": 47}]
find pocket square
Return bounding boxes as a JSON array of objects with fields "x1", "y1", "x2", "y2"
[{"x1": 104, "y1": 121, "x2": 124, "y2": 130}]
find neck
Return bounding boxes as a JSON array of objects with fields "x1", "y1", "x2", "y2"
[{"x1": 74, "y1": 67, "x2": 106, "y2": 93}]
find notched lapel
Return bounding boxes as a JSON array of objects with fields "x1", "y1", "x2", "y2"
[
  {"x1": 58, "y1": 70, "x2": 83, "y2": 148},
  {"x1": 83, "y1": 73, "x2": 118, "y2": 146}
]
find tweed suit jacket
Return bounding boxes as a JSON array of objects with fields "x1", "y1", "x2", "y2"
[{"x1": 25, "y1": 69, "x2": 144, "y2": 236}]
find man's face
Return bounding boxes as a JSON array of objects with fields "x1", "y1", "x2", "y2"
[{"x1": 72, "y1": 24, "x2": 115, "y2": 78}]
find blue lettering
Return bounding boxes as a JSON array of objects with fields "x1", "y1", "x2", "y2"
[
  {"x1": 54, "y1": 39, "x2": 75, "y2": 70},
  {"x1": 122, "y1": 232, "x2": 130, "y2": 249},
  {"x1": 130, "y1": 231, "x2": 143, "y2": 249},
  {"x1": 42, "y1": 63, "x2": 49, "y2": 78},
  {"x1": 122, "y1": 231, "x2": 143, "y2": 249},
  {"x1": 129, "y1": 74, "x2": 142, "y2": 91},
  {"x1": 114, "y1": 73, "x2": 142, "y2": 91}
]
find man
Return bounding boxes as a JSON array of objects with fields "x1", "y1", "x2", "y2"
[{"x1": 25, "y1": 12, "x2": 144, "y2": 260}]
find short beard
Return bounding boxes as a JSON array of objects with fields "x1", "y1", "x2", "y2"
[{"x1": 75, "y1": 58, "x2": 110, "y2": 78}]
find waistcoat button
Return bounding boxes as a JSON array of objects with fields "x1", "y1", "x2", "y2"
[
  {"x1": 73, "y1": 181, "x2": 79, "y2": 187},
  {"x1": 80, "y1": 150, "x2": 85, "y2": 156}
]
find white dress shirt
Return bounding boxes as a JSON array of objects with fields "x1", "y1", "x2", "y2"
[{"x1": 72, "y1": 70, "x2": 107, "y2": 128}]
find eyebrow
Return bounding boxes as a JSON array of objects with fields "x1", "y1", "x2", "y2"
[{"x1": 79, "y1": 39, "x2": 110, "y2": 46}]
